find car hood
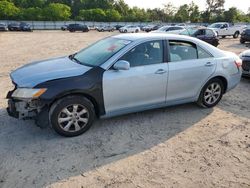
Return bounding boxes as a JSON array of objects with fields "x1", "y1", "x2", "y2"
[{"x1": 11, "y1": 56, "x2": 92, "y2": 88}]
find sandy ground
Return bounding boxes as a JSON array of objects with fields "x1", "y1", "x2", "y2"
[{"x1": 0, "y1": 31, "x2": 249, "y2": 188}]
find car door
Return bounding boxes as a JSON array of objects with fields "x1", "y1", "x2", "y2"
[
  {"x1": 166, "y1": 40, "x2": 216, "y2": 102},
  {"x1": 103, "y1": 40, "x2": 168, "y2": 115}
]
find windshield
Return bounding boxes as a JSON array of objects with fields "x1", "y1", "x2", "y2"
[
  {"x1": 72, "y1": 37, "x2": 131, "y2": 67},
  {"x1": 209, "y1": 23, "x2": 223, "y2": 28},
  {"x1": 158, "y1": 26, "x2": 170, "y2": 31}
]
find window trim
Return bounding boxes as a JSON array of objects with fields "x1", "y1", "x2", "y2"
[
  {"x1": 167, "y1": 40, "x2": 198, "y2": 62},
  {"x1": 109, "y1": 39, "x2": 166, "y2": 70}
]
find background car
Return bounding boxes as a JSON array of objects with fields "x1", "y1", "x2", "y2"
[
  {"x1": 151, "y1": 26, "x2": 186, "y2": 34},
  {"x1": 180, "y1": 28, "x2": 220, "y2": 47},
  {"x1": 68, "y1": 24, "x2": 89, "y2": 32},
  {"x1": 61, "y1": 25, "x2": 68, "y2": 31},
  {"x1": 97, "y1": 26, "x2": 115, "y2": 32},
  {"x1": 119, "y1": 25, "x2": 140, "y2": 33},
  {"x1": 8, "y1": 22, "x2": 32, "y2": 31},
  {"x1": 240, "y1": 28, "x2": 250, "y2": 44},
  {"x1": 0, "y1": 23, "x2": 8, "y2": 31},
  {"x1": 114, "y1": 25, "x2": 124, "y2": 30},
  {"x1": 239, "y1": 50, "x2": 250, "y2": 77},
  {"x1": 144, "y1": 25, "x2": 162, "y2": 32}
]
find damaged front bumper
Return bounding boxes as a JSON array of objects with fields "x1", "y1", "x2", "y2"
[{"x1": 6, "y1": 90, "x2": 50, "y2": 128}]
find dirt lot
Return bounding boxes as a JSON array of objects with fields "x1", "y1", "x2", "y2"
[{"x1": 0, "y1": 31, "x2": 249, "y2": 188}]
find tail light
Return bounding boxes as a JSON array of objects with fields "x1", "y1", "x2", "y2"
[{"x1": 234, "y1": 59, "x2": 242, "y2": 69}]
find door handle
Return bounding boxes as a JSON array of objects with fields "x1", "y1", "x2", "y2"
[
  {"x1": 205, "y1": 62, "x2": 214, "y2": 67},
  {"x1": 155, "y1": 69, "x2": 167, "y2": 74}
]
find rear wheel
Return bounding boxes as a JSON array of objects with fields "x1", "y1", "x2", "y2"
[
  {"x1": 240, "y1": 39, "x2": 245, "y2": 44},
  {"x1": 222, "y1": 36, "x2": 226, "y2": 39},
  {"x1": 135, "y1": 29, "x2": 139, "y2": 33},
  {"x1": 233, "y1": 31, "x2": 240, "y2": 38},
  {"x1": 50, "y1": 96, "x2": 95, "y2": 137},
  {"x1": 124, "y1": 29, "x2": 127, "y2": 33},
  {"x1": 197, "y1": 78, "x2": 224, "y2": 108}
]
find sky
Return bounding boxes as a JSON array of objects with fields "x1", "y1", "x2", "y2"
[{"x1": 124, "y1": 0, "x2": 250, "y2": 13}]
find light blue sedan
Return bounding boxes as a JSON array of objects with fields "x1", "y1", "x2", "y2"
[{"x1": 7, "y1": 33, "x2": 242, "y2": 137}]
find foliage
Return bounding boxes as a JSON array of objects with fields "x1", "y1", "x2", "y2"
[
  {"x1": 0, "y1": 0, "x2": 20, "y2": 19},
  {"x1": 42, "y1": 3, "x2": 71, "y2": 21},
  {"x1": 0, "y1": 0, "x2": 249, "y2": 23}
]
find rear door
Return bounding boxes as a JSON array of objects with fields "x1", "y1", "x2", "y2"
[
  {"x1": 103, "y1": 40, "x2": 168, "y2": 115},
  {"x1": 166, "y1": 40, "x2": 216, "y2": 102}
]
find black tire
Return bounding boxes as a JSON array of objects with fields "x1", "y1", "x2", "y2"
[
  {"x1": 197, "y1": 78, "x2": 224, "y2": 108},
  {"x1": 221, "y1": 36, "x2": 226, "y2": 39},
  {"x1": 50, "y1": 95, "x2": 95, "y2": 137},
  {"x1": 233, "y1": 31, "x2": 240, "y2": 38},
  {"x1": 135, "y1": 29, "x2": 139, "y2": 33},
  {"x1": 240, "y1": 39, "x2": 245, "y2": 44},
  {"x1": 124, "y1": 29, "x2": 127, "y2": 33}
]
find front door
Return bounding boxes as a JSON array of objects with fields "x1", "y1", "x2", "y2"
[{"x1": 103, "y1": 40, "x2": 168, "y2": 115}]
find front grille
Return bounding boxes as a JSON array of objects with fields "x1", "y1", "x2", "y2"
[{"x1": 242, "y1": 59, "x2": 250, "y2": 71}]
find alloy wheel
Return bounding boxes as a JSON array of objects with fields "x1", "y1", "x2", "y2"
[
  {"x1": 58, "y1": 104, "x2": 89, "y2": 132},
  {"x1": 204, "y1": 83, "x2": 222, "y2": 105}
]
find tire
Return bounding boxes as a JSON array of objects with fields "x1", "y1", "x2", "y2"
[
  {"x1": 135, "y1": 29, "x2": 139, "y2": 33},
  {"x1": 50, "y1": 95, "x2": 95, "y2": 137},
  {"x1": 233, "y1": 31, "x2": 240, "y2": 38},
  {"x1": 222, "y1": 36, "x2": 226, "y2": 39},
  {"x1": 124, "y1": 29, "x2": 127, "y2": 33},
  {"x1": 197, "y1": 78, "x2": 224, "y2": 108},
  {"x1": 240, "y1": 39, "x2": 245, "y2": 44}
]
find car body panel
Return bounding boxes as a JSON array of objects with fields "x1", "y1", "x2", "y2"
[
  {"x1": 11, "y1": 57, "x2": 91, "y2": 87},
  {"x1": 103, "y1": 63, "x2": 168, "y2": 114}
]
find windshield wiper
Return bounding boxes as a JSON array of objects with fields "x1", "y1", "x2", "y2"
[{"x1": 69, "y1": 53, "x2": 81, "y2": 64}]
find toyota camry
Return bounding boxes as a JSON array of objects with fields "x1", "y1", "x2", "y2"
[{"x1": 7, "y1": 33, "x2": 242, "y2": 137}]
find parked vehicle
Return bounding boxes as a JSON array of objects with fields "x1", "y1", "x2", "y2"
[
  {"x1": 151, "y1": 26, "x2": 185, "y2": 34},
  {"x1": 68, "y1": 24, "x2": 89, "y2": 32},
  {"x1": 8, "y1": 22, "x2": 32, "y2": 31},
  {"x1": 239, "y1": 50, "x2": 250, "y2": 77},
  {"x1": 0, "y1": 23, "x2": 8, "y2": 31},
  {"x1": 180, "y1": 28, "x2": 219, "y2": 47},
  {"x1": 144, "y1": 25, "x2": 162, "y2": 32},
  {"x1": 97, "y1": 26, "x2": 115, "y2": 32},
  {"x1": 240, "y1": 28, "x2": 250, "y2": 44},
  {"x1": 114, "y1": 25, "x2": 124, "y2": 30},
  {"x1": 7, "y1": 33, "x2": 242, "y2": 137},
  {"x1": 61, "y1": 25, "x2": 68, "y2": 31},
  {"x1": 119, "y1": 25, "x2": 140, "y2": 33},
  {"x1": 208, "y1": 22, "x2": 246, "y2": 38}
]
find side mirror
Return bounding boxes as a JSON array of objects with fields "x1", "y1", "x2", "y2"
[{"x1": 113, "y1": 60, "x2": 130, "y2": 70}]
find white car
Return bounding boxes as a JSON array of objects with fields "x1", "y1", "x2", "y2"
[
  {"x1": 208, "y1": 22, "x2": 246, "y2": 38},
  {"x1": 151, "y1": 26, "x2": 186, "y2": 34},
  {"x1": 119, "y1": 25, "x2": 140, "y2": 33}
]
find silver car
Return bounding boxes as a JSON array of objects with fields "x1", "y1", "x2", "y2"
[{"x1": 7, "y1": 33, "x2": 242, "y2": 137}]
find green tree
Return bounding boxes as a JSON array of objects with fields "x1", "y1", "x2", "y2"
[
  {"x1": 42, "y1": 3, "x2": 71, "y2": 21},
  {"x1": 21, "y1": 7, "x2": 43, "y2": 20},
  {"x1": 175, "y1": 4, "x2": 189, "y2": 22},
  {"x1": 189, "y1": 1, "x2": 200, "y2": 22},
  {"x1": 78, "y1": 8, "x2": 106, "y2": 21},
  {"x1": 205, "y1": 0, "x2": 225, "y2": 22},
  {"x1": 105, "y1": 9, "x2": 121, "y2": 21},
  {"x1": 0, "y1": 0, "x2": 20, "y2": 19}
]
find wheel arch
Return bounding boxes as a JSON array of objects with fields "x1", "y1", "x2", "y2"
[
  {"x1": 208, "y1": 76, "x2": 228, "y2": 93},
  {"x1": 49, "y1": 90, "x2": 103, "y2": 117}
]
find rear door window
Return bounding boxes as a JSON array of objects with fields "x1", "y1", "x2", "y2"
[{"x1": 168, "y1": 40, "x2": 198, "y2": 62}]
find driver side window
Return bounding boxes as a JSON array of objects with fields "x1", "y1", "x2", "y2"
[{"x1": 119, "y1": 40, "x2": 163, "y2": 67}]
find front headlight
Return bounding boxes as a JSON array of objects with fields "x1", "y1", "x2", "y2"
[{"x1": 12, "y1": 88, "x2": 47, "y2": 99}]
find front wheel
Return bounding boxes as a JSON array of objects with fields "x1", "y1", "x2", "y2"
[
  {"x1": 50, "y1": 96, "x2": 95, "y2": 137},
  {"x1": 197, "y1": 78, "x2": 224, "y2": 108},
  {"x1": 233, "y1": 31, "x2": 240, "y2": 38}
]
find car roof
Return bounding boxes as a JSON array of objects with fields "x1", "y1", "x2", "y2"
[{"x1": 113, "y1": 33, "x2": 196, "y2": 41}]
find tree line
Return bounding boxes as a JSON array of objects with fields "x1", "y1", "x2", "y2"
[{"x1": 0, "y1": 0, "x2": 249, "y2": 23}]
